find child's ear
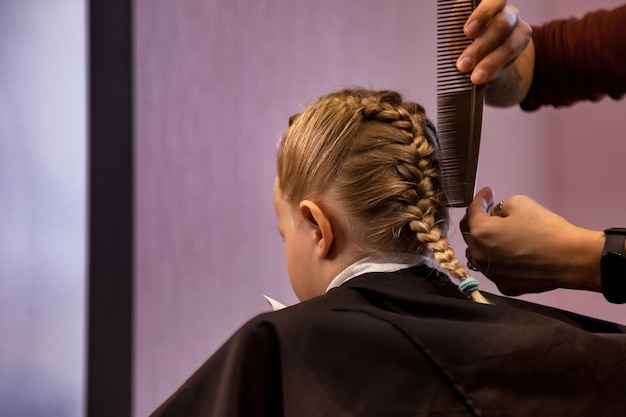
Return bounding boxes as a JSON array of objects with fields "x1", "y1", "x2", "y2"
[{"x1": 299, "y1": 200, "x2": 334, "y2": 259}]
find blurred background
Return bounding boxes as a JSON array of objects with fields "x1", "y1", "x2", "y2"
[
  {"x1": 1, "y1": 1, "x2": 624, "y2": 416},
  {"x1": 0, "y1": 1, "x2": 86, "y2": 416}
]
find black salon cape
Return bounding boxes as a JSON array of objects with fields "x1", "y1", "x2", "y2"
[{"x1": 150, "y1": 266, "x2": 626, "y2": 417}]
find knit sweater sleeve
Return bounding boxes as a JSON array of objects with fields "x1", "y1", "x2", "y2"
[{"x1": 521, "y1": 5, "x2": 626, "y2": 111}]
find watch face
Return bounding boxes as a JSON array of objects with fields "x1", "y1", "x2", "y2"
[{"x1": 601, "y1": 251, "x2": 626, "y2": 303}]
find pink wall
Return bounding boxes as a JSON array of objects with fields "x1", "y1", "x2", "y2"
[{"x1": 134, "y1": 1, "x2": 625, "y2": 415}]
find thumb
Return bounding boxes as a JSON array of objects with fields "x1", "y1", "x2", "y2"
[
  {"x1": 460, "y1": 186, "x2": 494, "y2": 239},
  {"x1": 467, "y1": 186, "x2": 495, "y2": 218}
]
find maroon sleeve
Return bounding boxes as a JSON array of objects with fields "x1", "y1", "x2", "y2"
[{"x1": 521, "y1": 5, "x2": 626, "y2": 111}]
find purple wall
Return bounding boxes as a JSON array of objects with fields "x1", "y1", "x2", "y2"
[
  {"x1": 134, "y1": 1, "x2": 626, "y2": 415},
  {"x1": 134, "y1": 2, "x2": 442, "y2": 413}
]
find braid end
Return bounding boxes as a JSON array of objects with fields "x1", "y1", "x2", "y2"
[{"x1": 470, "y1": 290, "x2": 491, "y2": 304}]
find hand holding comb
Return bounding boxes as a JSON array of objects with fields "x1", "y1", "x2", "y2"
[{"x1": 437, "y1": 0, "x2": 484, "y2": 207}]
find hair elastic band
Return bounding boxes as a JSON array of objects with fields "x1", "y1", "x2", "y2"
[{"x1": 458, "y1": 277, "x2": 480, "y2": 294}]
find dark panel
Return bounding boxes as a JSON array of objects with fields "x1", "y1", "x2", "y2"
[{"x1": 87, "y1": 0, "x2": 133, "y2": 416}]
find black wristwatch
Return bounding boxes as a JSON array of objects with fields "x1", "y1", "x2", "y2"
[{"x1": 601, "y1": 228, "x2": 626, "y2": 304}]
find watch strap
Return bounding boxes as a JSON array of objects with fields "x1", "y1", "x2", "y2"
[{"x1": 601, "y1": 228, "x2": 626, "y2": 304}]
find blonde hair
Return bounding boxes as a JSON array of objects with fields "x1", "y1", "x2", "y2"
[{"x1": 277, "y1": 88, "x2": 487, "y2": 304}]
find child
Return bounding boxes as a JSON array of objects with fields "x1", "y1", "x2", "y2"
[
  {"x1": 275, "y1": 88, "x2": 487, "y2": 304},
  {"x1": 151, "y1": 89, "x2": 626, "y2": 417}
]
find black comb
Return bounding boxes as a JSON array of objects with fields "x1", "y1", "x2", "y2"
[{"x1": 437, "y1": 0, "x2": 484, "y2": 207}]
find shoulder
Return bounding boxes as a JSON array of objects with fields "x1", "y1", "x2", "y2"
[{"x1": 238, "y1": 301, "x2": 470, "y2": 415}]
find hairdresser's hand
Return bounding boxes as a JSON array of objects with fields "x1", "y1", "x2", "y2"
[
  {"x1": 460, "y1": 187, "x2": 604, "y2": 296},
  {"x1": 457, "y1": 0, "x2": 534, "y2": 106}
]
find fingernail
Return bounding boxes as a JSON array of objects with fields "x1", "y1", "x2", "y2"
[
  {"x1": 456, "y1": 56, "x2": 474, "y2": 72},
  {"x1": 465, "y1": 20, "x2": 479, "y2": 37},
  {"x1": 471, "y1": 69, "x2": 487, "y2": 85}
]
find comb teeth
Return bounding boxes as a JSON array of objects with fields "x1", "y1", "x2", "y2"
[{"x1": 437, "y1": 0, "x2": 484, "y2": 207}]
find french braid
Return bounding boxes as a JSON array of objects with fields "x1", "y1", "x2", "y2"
[{"x1": 277, "y1": 88, "x2": 488, "y2": 304}]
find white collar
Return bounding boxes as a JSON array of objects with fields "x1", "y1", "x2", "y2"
[
  {"x1": 264, "y1": 253, "x2": 441, "y2": 311},
  {"x1": 325, "y1": 252, "x2": 437, "y2": 292}
]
